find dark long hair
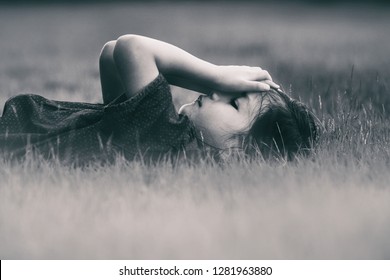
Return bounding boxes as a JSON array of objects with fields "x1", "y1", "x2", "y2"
[{"x1": 240, "y1": 89, "x2": 319, "y2": 160}]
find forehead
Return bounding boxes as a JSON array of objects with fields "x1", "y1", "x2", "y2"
[
  {"x1": 249, "y1": 90, "x2": 286, "y2": 108},
  {"x1": 244, "y1": 91, "x2": 286, "y2": 121},
  {"x1": 244, "y1": 93, "x2": 262, "y2": 116},
  {"x1": 244, "y1": 91, "x2": 274, "y2": 112}
]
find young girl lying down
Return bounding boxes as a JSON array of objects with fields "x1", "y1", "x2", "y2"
[{"x1": 0, "y1": 34, "x2": 318, "y2": 164}]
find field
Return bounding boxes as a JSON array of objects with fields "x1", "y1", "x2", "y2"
[{"x1": 1, "y1": 2, "x2": 390, "y2": 259}]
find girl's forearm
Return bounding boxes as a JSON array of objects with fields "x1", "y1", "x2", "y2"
[
  {"x1": 112, "y1": 34, "x2": 277, "y2": 97},
  {"x1": 152, "y1": 43, "x2": 219, "y2": 94},
  {"x1": 126, "y1": 35, "x2": 219, "y2": 94},
  {"x1": 137, "y1": 35, "x2": 279, "y2": 93}
]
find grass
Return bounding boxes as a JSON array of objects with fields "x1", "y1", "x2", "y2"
[{"x1": 0, "y1": 2, "x2": 390, "y2": 259}]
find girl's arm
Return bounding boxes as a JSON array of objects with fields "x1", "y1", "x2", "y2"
[{"x1": 112, "y1": 34, "x2": 278, "y2": 98}]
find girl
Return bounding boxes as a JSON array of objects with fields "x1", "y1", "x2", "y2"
[{"x1": 0, "y1": 34, "x2": 318, "y2": 164}]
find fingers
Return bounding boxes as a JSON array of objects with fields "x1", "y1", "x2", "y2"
[
  {"x1": 249, "y1": 67, "x2": 271, "y2": 81},
  {"x1": 250, "y1": 67, "x2": 280, "y2": 89},
  {"x1": 221, "y1": 65, "x2": 280, "y2": 92},
  {"x1": 247, "y1": 80, "x2": 280, "y2": 92},
  {"x1": 264, "y1": 79, "x2": 280, "y2": 89},
  {"x1": 257, "y1": 69, "x2": 272, "y2": 81},
  {"x1": 248, "y1": 81, "x2": 271, "y2": 91}
]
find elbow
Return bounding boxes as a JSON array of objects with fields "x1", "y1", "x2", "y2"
[
  {"x1": 112, "y1": 34, "x2": 157, "y2": 79},
  {"x1": 113, "y1": 34, "x2": 147, "y2": 63},
  {"x1": 116, "y1": 34, "x2": 142, "y2": 46}
]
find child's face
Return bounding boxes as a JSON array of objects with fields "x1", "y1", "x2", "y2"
[{"x1": 179, "y1": 92, "x2": 265, "y2": 149}]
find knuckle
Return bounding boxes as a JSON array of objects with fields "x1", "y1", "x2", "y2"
[
  {"x1": 259, "y1": 82, "x2": 270, "y2": 91},
  {"x1": 264, "y1": 70, "x2": 272, "y2": 80}
]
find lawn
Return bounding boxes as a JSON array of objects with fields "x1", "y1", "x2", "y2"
[{"x1": 0, "y1": 2, "x2": 390, "y2": 259}]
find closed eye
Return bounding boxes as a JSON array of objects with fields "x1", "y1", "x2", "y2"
[{"x1": 230, "y1": 98, "x2": 238, "y2": 110}]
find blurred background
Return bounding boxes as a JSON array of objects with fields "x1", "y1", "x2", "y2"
[{"x1": 0, "y1": 0, "x2": 389, "y2": 115}]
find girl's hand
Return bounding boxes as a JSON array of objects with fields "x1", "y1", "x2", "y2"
[{"x1": 213, "y1": 65, "x2": 279, "y2": 94}]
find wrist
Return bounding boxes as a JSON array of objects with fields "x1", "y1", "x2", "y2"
[{"x1": 208, "y1": 64, "x2": 221, "y2": 90}]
